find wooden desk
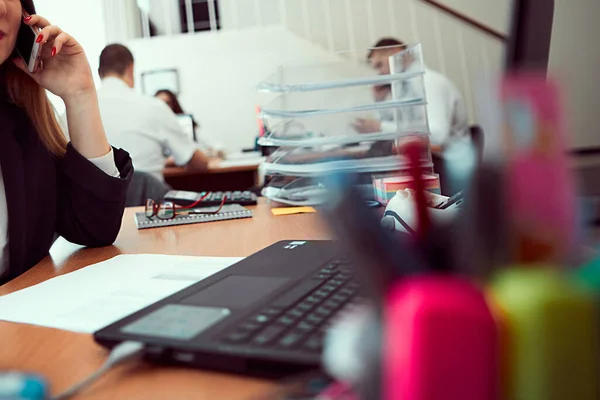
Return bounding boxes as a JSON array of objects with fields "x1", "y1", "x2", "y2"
[
  {"x1": 164, "y1": 160, "x2": 260, "y2": 192},
  {"x1": 0, "y1": 200, "x2": 330, "y2": 399}
]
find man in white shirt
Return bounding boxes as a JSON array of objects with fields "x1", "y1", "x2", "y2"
[
  {"x1": 97, "y1": 44, "x2": 208, "y2": 181},
  {"x1": 354, "y1": 38, "x2": 469, "y2": 149}
]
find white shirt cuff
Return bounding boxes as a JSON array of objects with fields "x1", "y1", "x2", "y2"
[{"x1": 88, "y1": 148, "x2": 120, "y2": 178}]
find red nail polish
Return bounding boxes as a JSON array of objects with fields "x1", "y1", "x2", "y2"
[
  {"x1": 51, "y1": 47, "x2": 56, "y2": 57},
  {"x1": 24, "y1": 16, "x2": 32, "y2": 22},
  {"x1": 35, "y1": 34, "x2": 43, "y2": 43}
]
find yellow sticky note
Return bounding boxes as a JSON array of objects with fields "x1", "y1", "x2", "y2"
[{"x1": 271, "y1": 207, "x2": 317, "y2": 216}]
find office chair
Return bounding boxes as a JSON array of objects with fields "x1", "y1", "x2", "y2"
[{"x1": 126, "y1": 171, "x2": 171, "y2": 207}]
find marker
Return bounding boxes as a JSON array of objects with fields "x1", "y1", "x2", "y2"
[
  {"x1": 385, "y1": 276, "x2": 499, "y2": 400},
  {"x1": 490, "y1": 267, "x2": 599, "y2": 400},
  {"x1": 405, "y1": 142, "x2": 430, "y2": 240},
  {"x1": 452, "y1": 165, "x2": 510, "y2": 280},
  {"x1": 323, "y1": 173, "x2": 424, "y2": 300},
  {"x1": 500, "y1": 74, "x2": 577, "y2": 264}
]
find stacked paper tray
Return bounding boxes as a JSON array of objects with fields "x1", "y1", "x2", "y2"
[
  {"x1": 257, "y1": 44, "x2": 433, "y2": 205},
  {"x1": 258, "y1": 73, "x2": 428, "y2": 146},
  {"x1": 261, "y1": 143, "x2": 433, "y2": 177},
  {"x1": 262, "y1": 175, "x2": 377, "y2": 206}
]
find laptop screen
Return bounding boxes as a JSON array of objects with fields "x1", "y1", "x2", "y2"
[{"x1": 177, "y1": 114, "x2": 195, "y2": 142}]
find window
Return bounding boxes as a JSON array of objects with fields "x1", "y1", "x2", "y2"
[
  {"x1": 138, "y1": 0, "x2": 220, "y2": 38},
  {"x1": 180, "y1": 0, "x2": 221, "y2": 33}
]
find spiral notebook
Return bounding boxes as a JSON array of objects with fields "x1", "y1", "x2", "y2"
[{"x1": 134, "y1": 204, "x2": 252, "y2": 230}]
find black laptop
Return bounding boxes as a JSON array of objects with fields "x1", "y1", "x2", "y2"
[{"x1": 94, "y1": 240, "x2": 361, "y2": 377}]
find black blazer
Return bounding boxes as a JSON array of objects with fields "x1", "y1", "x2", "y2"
[{"x1": 0, "y1": 98, "x2": 133, "y2": 284}]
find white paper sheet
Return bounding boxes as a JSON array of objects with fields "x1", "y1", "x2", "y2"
[
  {"x1": 0, "y1": 254, "x2": 242, "y2": 333},
  {"x1": 217, "y1": 157, "x2": 266, "y2": 168},
  {"x1": 224, "y1": 151, "x2": 262, "y2": 160}
]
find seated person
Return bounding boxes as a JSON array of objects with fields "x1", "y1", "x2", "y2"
[
  {"x1": 155, "y1": 89, "x2": 199, "y2": 132},
  {"x1": 0, "y1": 2, "x2": 132, "y2": 283},
  {"x1": 355, "y1": 38, "x2": 469, "y2": 154},
  {"x1": 97, "y1": 45, "x2": 208, "y2": 181},
  {"x1": 154, "y1": 89, "x2": 223, "y2": 158}
]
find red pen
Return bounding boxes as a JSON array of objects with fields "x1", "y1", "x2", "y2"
[
  {"x1": 406, "y1": 141, "x2": 430, "y2": 240},
  {"x1": 255, "y1": 106, "x2": 266, "y2": 137}
]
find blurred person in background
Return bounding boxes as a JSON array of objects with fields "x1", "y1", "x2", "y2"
[
  {"x1": 97, "y1": 44, "x2": 209, "y2": 181},
  {"x1": 154, "y1": 89, "x2": 223, "y2": 158},
  {"x1": 0, "y1": 0, "x2": 132, "y2": 283},
  {"x1": 155, "y1": 89, "x2": 199, "y2": 131},
  {"x1": 355, "y1": 37, "x2": 469, "y2": 151}
]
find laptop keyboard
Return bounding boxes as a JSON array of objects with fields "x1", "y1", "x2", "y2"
[{"x1": 222, "y1": 260, "x2": 362, "y2": 354}]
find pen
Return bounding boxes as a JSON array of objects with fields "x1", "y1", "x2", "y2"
[
  {"x1": 256, "y1": 106, "x2": 266, "y2": 137},
  {"x1": 501, "y1": 74, "x2": 577, "y2": 265},
  {"x1": 452, "y1": 164, "x2": 509, "y2": 280},
  {"x1": 490, "y1": 267, "x2": 600, "y2": 400},
  {"x1": 405, "y1": 142, "x2": 430, "y2": 241},
  {"x1": 323, "y1": 174, "x2": 424, "y2": 301}
]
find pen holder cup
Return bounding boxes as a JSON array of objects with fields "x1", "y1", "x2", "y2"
[
  {"x1": 490, "y1": 268, "x2": 600, "y2": 400},
  {"x1": 384, "y1": 276, "x2": 499, "y2": 400}
]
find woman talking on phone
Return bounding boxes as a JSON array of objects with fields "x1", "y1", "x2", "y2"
[{"x1": 0, "y1": 0, "x2": 132, "y2": 284}]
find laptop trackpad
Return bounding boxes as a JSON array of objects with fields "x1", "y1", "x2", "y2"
[
  {"x1": 179, "y1": 275, "x2": 290, "y2": 309},
  {"x1": 121, "y1": 304, "x2": 231, "y2": 340}
]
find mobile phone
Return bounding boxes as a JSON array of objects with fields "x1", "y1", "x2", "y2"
[{"x1": 15, "y1": 17, "x2": 42, "y2": 73}]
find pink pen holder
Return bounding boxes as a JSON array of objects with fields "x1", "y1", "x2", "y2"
[{"x1": 384, "y1": 276, "x2": 499, "y2": 400}]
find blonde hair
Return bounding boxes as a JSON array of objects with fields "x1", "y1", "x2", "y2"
[{"x1": 2, "y1": 63, "x2": 67, "y2": 156}]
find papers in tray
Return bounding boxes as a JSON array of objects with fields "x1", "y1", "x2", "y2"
[
  {"x1": 0, "y1": 254, "x2": 242, "y2": 333},
  {"x1": 260, "y1": 98, "x2": 426, "y2": 118},
  {"x1": 261, "y1": 155, "x2": 432, "y2": 177},
  {"x1": 258, "y1": 130, "x2": 430, "y2": 147}
]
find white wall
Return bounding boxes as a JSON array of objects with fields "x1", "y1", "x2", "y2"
[
  {"x1": 219, "y1": 0, "x2": 281, "y2": 30},
  {"x1": 125, "y1": 26, "x2": 347, "y2": 152},
  {"x1": 103, "y1": 0, "x2": 142, "y2": 43},
  {"x1": 432, "y1": 0, "x2": 511, "y2": 34},
  {"x1": 549, "y1": 0, "x2": 600, "y2": 149}
]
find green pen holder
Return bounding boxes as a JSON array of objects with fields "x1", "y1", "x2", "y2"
[
  {"x1": 490, "y1": 268, "x2": 599, "y2": 400},
  {"x1": 575, "y1": 255, "x2": 600, "y2": 291}
]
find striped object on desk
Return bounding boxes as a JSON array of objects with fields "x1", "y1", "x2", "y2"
[{"x1": 134, "y1": 204, "x2": 252, "y2": 230}]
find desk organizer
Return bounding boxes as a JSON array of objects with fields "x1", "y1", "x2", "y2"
[
  {"x1": 257, "y1": 44, "x2": 433, "y2": 206},
  {"x1": 490, "y1": 268, "x2": 599, "y2": 400},
  {"x1": 373, "y1": 172, "x2": 441, "y2": 205},
  {"x1": 385, "y1": 276, "x2": 499, "y2": 400}
]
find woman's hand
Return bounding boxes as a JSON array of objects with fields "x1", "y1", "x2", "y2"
[
  {"x1": 12, "y1": 14, "x2": 95, "y2": 105},
  {"x1": 12, "y1": 15, "x2": 111, "y2": 159}
]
